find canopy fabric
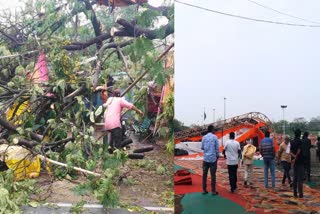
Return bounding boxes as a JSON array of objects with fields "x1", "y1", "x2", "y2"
[{"x1": 31, "y1": 50, "x2": 49, "y2": 83}]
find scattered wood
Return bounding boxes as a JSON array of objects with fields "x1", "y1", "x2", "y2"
[
  {"x1": 121, "y1": 138, "x2": 133, "y2": 148},
  {"x1": 38, "y1": 155, "x2": 101, "y2": 177},
  {"x1": 132, "y1": 146, "x2": 153, "y2": 153},
  {"x1": 128, "y1": 153, "x2": 144, "y2": 159}
]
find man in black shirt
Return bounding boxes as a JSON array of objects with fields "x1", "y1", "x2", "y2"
[
  {"x1": 316, "y1": 136, "x2": 320, "y2": 162},
  {"x1": 302, "y1": 132, "x2": 311, "y2": 182},
  {"x1": 290, "y1": 129, "x2": 304, "y2": 198}
]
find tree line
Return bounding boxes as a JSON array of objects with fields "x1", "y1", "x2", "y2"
[
  {"x1": 272, "y1": 117, "x2": 320, "y2": 136},
  {"x1": 173, "y1": 116, "x2": 320, "y2": 136}
]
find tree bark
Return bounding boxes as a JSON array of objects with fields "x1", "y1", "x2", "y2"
[{"x1": 0, "y1": 118, "x2": 43, "y2": 142}]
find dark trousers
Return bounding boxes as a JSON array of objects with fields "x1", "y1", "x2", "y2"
[
  {"x1": 304, "y1": 159, "x2": 311, "y2": 180},
  {"x1": 227, "y1": 164, "x2": 238, "y2": 191},
  {"x1": 110, "y1": 127, "x2": 123, "y2": 149},
  {"x1": 202, "y1": 161, "x2": 217, "y2": 192},
  {"x1": 281, "y1": 161, "x2": 291, "y2": 184},
  {"x1": 293, "y1": 164, "x2": 304, "y2": 197}
]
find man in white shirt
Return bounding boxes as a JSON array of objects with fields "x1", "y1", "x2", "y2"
[{"x1": 223, "y1": 132, "x2": 241, "y2": 193}]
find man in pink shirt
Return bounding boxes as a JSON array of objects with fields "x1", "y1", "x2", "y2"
[{"x1": 103, "y1": 89, "x2": 143, "y2": 153}]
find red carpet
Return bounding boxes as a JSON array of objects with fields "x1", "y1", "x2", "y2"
[
  {"x1": 174, "y1": 172, "x2": 268, "y2": 213},
  {"x1": 174, "y1": 158, "x2": 320, "y2": 213}
]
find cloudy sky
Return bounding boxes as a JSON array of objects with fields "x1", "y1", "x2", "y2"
[{"x1": 175, "y1": 0, "x2": 320, "y2": 125}]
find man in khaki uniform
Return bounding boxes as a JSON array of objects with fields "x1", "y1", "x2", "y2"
[
  {"x1": 277, "y1": 136, "x2": 292, "y2": 186},
  {"x1": 242, "y1": 139, "x2": 256, "y2": 186}
]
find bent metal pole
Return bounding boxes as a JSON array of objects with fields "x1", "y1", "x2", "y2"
[{"x1": 120, "y1": 43, "x2": 174, "y2": 97}]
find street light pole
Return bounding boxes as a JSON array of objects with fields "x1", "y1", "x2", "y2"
[
  {"x1": 281, "y1": 105, "x2": 287, "y2": 136},
  {"x1": 224, "y1": 98, "x2": 226, "y2": 121},
  {"x1": 222, "y1": 97, "x2": 226, "y2": 147},
  {"x1": 213, "y1": 108, "x2": 215, "y2": 123}
]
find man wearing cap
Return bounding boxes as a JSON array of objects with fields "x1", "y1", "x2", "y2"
[{"x1": 103, "y1": 89, "x2": 144, "y2": 153}]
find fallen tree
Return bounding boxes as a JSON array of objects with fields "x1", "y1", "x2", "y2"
[{"x1": 0, "y1": 0, "x2": 174, "y2": 210}]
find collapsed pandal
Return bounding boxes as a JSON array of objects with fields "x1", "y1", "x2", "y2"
[{"x1": 175, "y1": 112, "x2": 278, "y2": 152}]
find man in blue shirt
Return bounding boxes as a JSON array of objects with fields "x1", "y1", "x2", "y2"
[
  {"x1": 201, "y1": 125, "x2": 220, "y2": 195},
  {"x1": 259, "y1": 130, "x2": 276, "y2": 188}
]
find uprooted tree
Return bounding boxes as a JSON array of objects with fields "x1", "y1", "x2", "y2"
[{"x1": 0, "y1": 0, "x2": 174, "y2": 211}]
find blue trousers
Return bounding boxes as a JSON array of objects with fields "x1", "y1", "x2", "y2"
[{"x1": 263, "y1": 159, "x2": 275, "y2": 188}]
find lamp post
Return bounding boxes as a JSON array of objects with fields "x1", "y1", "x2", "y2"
[
  {"x1": 222, "y1": 97, "x2": 226, "y2": 147},
  {"x1": 281, "y1": 105, "x2": 287, "y2": 136},
  {"x1": 213, "y1": 108, "x2": 215, "y2": 123},
  {"x1": 224, "y1": 98, "x2": 226, "y2": 121}
]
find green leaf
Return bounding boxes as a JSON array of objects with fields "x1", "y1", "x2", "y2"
[
  {"x1": 16, "y1": 127, "x2": 24, "y2": 135},
  {"x1": 90, "y1": 112, "x2": 95, "y2": 123},
  {"x1": 0, "y1": 188, "x2": 9, "y2": 197},
  {"x1": 33, "y1": 85, "x2": 44, "y2": 94},
  {"x1": 73, "y1": 183, "x2": 90, "y2": 196},
  {"x1": 156, "y1": 165, "x2": 166, "y2": 175},
  {"x1": 28, "y1": 201, "x2": 40, "y2": 208},
  {"x1": 70, "y1": 200, "x2": 85, "y2": 213},
  {"x1": 137, "y1": 9, "x2": 161, "y2": 28},
  {"x1": 12, "y1": 138, "x2": 19, "y2": 144},
  {"x1": 95, "y1": 106, "x2": 103, "y2": 117}
]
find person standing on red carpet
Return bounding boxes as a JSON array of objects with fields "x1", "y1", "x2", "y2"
[
  {"x1": 201, "y1": 125, "x2": 220, "y2": 195},
  {"x1": 259, "y1": 130, "x2": 276, "y2": 189},
  {"x1": 224, "y1": 132, "x2": 241, "y2": 193},
  {"x1": 242, "y1": 139, "x2": 256, "y2": 187},
  {"x1": 277, "y1": 136, "x2": 292, "y2": 187}
]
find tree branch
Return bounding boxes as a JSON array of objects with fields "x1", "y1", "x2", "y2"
[
  {"x1": 63, "y1": 84, "x2": 86, "y2": 103},
  {"x1": 82, "y1": 0, "x2": 103, "y2": 49},
  {"x1": 64, "y1": 20, "x2": 173, "y2": 51},
  {"x1": 17, "y1": 139, "x2": 38, "y2": 148},
  {"x1": 0, "y1": 29, "x2": 25, "y2": 46},
  {"x1": 0, "y1": 118, "x2": 43, "y2": 141}
]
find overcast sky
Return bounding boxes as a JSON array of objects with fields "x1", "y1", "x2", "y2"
[{"x1": 175, "y1": 0, "x2": 320, "y2": 126}]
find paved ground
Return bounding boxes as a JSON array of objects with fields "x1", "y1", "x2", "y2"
[
  {"x1": 21, "y1": 206, "x2": 136, "y2": 214},
  {"x1": 21, "y1": 204, "x2": 173, "y2": 214},
  {"x1": 21, "y1": 206, "x2": 140, "y2": 214}
]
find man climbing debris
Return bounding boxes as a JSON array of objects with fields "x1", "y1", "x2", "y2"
[{"x1": 103, "y1": 89, "x2": 144, "y2": 153}]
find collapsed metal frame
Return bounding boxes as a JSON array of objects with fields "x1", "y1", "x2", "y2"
[{"x1": 175, "y1": 112, "x2": 273, "y2": 143}]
